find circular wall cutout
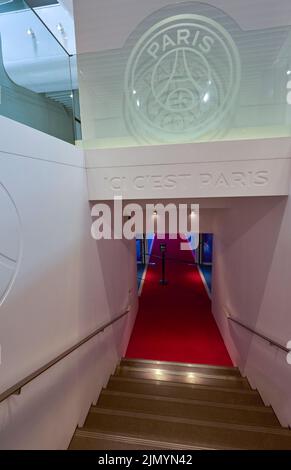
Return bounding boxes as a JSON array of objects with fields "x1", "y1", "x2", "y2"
[{"x1": 0, "y1": 183, "x2": 21, "y2": 307}]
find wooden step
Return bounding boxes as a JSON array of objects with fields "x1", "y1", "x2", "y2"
[
  {"x1": 108, "y1": 376, "x2": 263, "y2": 406},
  {"x1": 69, "y1": 430, "x2": 213, "y2": 450},
  {"x1": 115, "y1": 365, "x2": 251, "y2": 390},
  {"x1": 98, "y1": 389, "x2": 279, "y2": 428},
  {"x1": 83, "y1": 407, "x2": 291, "y2": 450},
  {"x1": 121, "y1": 358, "x2": 241, "y2": 377}
]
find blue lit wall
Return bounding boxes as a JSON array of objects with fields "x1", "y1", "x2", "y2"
[
  {"x1": 136, "y1": 239, "x2": 142, "y2": 263},
  {"x1": 202, "y1": 234, "x2": 213, "y2": 265}
]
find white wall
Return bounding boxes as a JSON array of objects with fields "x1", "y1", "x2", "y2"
[
  {"x1": 73, "y1": 0, "x2": 291, "y2": 54},
  {"x1": 0, "y1": 116, "x2": 138, "y2": 449},
  {"x1": 212, "y1": 195, "x2": 291, "y2": 426},
  {"x1": 85, "y1": 137, "x2": 291, "y2": 200}
]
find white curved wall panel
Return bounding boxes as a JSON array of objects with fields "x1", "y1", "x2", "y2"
[
  {"x1": 0, "y1": 116, "x2": 138, "y2": 449},
  {"x1": 212, "y1": 195, "x2": 291, "y2": 427}
]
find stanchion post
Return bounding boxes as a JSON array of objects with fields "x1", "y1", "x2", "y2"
[{"x1": 159, "y1": 242, "x2": 168, "y2": 285}]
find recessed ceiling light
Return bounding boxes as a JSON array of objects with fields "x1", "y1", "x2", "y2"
[{"x1": 57, "y1": 23, "x2": 65, "y2": 34}]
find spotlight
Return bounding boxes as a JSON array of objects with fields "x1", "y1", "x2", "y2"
[
  {"x1": 57, "y1": 23, "x2": 65, "y2": 34},
  {"x1": 27, "y1": 28, "x2": 35, "y2": 38},
  {"x1": 203, "y1": 92, "x2": 210, "y2": 103},
  {"x1": 187, "y1": 373, "x2": 196, "y2": 379}
]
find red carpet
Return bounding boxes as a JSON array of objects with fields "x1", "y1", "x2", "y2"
[{"x1": 126, "y1": 235, "x2": 233, "y2": 366}]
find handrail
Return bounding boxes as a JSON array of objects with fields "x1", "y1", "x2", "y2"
[
  {"x1": 0, "y1": 308, "x2": 130, "y2": 405},
  {"x1": 227, "y1": 313, "x2": 290, "y2": 353}
]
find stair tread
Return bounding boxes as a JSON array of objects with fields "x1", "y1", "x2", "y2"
[
  {"x1": 116, "y1": 366, "x2": 250, "y2": 390},
  {"x1": 117, "y1": 365, "x2": 246, "y2": 382},
  {"x1": 110, "y1": 374, "x2": 257, "y2": 395},
  {"x1": 71, "y1": 429, "x2": 217, "y2": 450},
  {"x1": 98, "y1": 390, "x2": 279, "y2": 428},
  {"x1": 89, "y1": 407, "x2": 289, "y2": 436},
  {"x1": 84, "y1": 407, "x2": 291, "y2": 449},
  {"x1": 121, "y1": 358, "x2": 240, "y2": 376},
  {"x1": 100, "y1": 389, "x2": 272, "y2": 413}
]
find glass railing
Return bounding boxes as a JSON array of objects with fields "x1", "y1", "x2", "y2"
[
  {"x1": 0, "y1": 0, "x2": 78, "y2": 144},
  {"x1": 76, "y1": 0, "x2": 291, "y2": 149}
]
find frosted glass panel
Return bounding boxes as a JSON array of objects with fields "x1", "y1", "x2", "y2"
[
  {"x1": 77, "y1": 1, "x2": 291, "y2": 148},
  {"x1": 0, "y1": 0, "x2": 76, "y2": 143}
]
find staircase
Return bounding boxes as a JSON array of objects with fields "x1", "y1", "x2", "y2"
[
  {"x1": 69, "y1": 358, "x2": 291, "y2": 450},
  {"x1": 44, "y1": 91, "x2": 74, "y2": 113}
]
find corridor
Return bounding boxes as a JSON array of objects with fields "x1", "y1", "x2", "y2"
[{"x1": 126, "y1": 235, "x2": 232, "y2": 366}]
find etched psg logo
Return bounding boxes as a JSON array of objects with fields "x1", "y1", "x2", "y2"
[
  {"x1": 124, "y1": 14, "x2": 241, "y2": 143},
  {"x1": 0, "y1": 183, "x2": 21, "y2": 307}
]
